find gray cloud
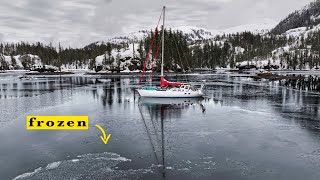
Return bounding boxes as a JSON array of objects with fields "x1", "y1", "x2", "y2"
[{"x1": 0, "y1": 0, "x2": 315, "y2": 47}]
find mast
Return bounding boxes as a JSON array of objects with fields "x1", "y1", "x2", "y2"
[{"x1": 161, "y1": 6, "x2": 165, "y2": 77}]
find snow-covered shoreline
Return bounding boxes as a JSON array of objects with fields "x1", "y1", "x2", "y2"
[{"x1": 2, "y1": 69, "x2": 320, "y2": 77}]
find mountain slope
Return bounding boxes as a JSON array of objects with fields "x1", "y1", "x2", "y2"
[
  {"x1": 272, "y1": 0, "x2": 320, "y2": 34},
  {"x1": 88, "y1": 18, "x2": 278, "y2": 48},
  {"x1": 223, "y1": 19, "x2": 277, "y2": 35}
]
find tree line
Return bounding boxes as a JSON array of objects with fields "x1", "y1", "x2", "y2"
[
  {"x1": 1, "y1": 27, "x2": 320, "y2": 71},
  {"x1": 0, "y1": 41, "x2": 121, "y2": 70},
  {"x1": 272, "y1": 0, "x2": 320, "y2": 34}
]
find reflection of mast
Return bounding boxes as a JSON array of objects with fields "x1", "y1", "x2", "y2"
[
  {"x1": 161, "y1": 106, "x2": 166, "y2": 179},
  {"x1": 138, "y1": 104, "x2": 161, "y2": 166},
  {"x1": 138, "y1": 103, "x2": 167, "y2": 179},
  {"x1": 138, "y1": 98, "x2": 205, "y2": 179}
]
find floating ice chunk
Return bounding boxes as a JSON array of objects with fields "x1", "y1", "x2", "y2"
[
  {"x1": 45, "y1": 161, "x2": 61, "y2": 170},
  {"x1": 13, "y1": 167, "x2": 42, "y2": 180}
]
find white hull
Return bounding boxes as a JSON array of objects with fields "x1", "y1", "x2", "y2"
[{"x1": 137, "y1": 89, "x2": 203, "y2": 98}]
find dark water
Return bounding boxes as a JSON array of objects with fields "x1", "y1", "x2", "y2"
[
  {"x1": 280, "y1": 75, "x2": 320, "y2": 92},
  {"x1": 0, "y1": 73, "x2": 320, "y2": 180}
]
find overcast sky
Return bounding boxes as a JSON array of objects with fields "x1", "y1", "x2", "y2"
[{"x1": 0, "y1": 0, "x2": 314, "y2": 47}]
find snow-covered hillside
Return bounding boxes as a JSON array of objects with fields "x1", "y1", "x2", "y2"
[
  {"x1": 272, "y1": 0, "x2": 320, "y2": 34},
  {"x1": 0, "y1": 54, "x2": 42, "y2": 70},
  {"x1": 88, "y1": 0, "x2": 320, "y2": 72},
  {"x1": 95, "y1": 43, "x2": 142, "y2": 72},
  {"x1": 284, "y1": 24, "x2": 320, "y2": 38},
  {"x1": 222, "y1": 19, "x2": 278, "y2": 35},
  {"x1": 92, "y1": 19, "x2": 278, "y2": 46},
  {"x1": 236, "y1": 22, "x2": 320, "y2": 71},
  {"x1": 233, "y1": 0, "x2": 320, "y2": 71}
]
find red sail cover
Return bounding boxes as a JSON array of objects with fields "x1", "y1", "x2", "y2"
[{"x1": 160, "y1": 76, "x2": 186, "y2": 87}]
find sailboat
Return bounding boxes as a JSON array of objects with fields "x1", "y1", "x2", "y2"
[{"x1": 136, "y1": 6, "x2": 204, "y2": 98}]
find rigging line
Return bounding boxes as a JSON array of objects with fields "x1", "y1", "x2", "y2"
[
  {"x1": 173, "y1": 35, "x2": 188, "y2": 83},
  {"x1": 138, "y1": 104, "x2": 162, "y2": 169},
  {"x1": 140, "y1": 104, "x2": 167, "y2": 178},
  {"x1": 147, "y1": 106, "x2": 161, "y2": 144},
  {"x1": 156, "y1": 11, "x2": 163, "y2": 29},
  {"x1": 138, "y1": 29, "x2": 158, "y2": 86},
  {"x1": 147, "y1": 105, "x2": 166, "y2": 178},
  {"x1": 146, "y1": 41, "x2": 161, "y2": 86},
  {"x1": 179, "y1": 36, "x2": 192, "y2": 71},
  {"x1": 138, "y1": 10, "x2": 163, "y2": 86}
]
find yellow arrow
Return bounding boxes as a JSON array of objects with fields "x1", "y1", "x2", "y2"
[{"x1": 95, "y1": 124, "x2": 111, "y2": 144}]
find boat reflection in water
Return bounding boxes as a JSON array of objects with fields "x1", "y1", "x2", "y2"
[
  {"x1": 139, "y1": 97, "x2": 205, "y2": 106},
  {"x1": 138, "y1": 97, "x2": 205, "y2": 179}
]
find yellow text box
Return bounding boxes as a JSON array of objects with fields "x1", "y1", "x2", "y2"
[{"x1": 26, "y1": 116, "x2": 89, "y2": 130}]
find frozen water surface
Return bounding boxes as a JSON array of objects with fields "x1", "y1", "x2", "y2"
[{"x1": 0, "y1": 73, "x2": 320, "y2": 180}]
